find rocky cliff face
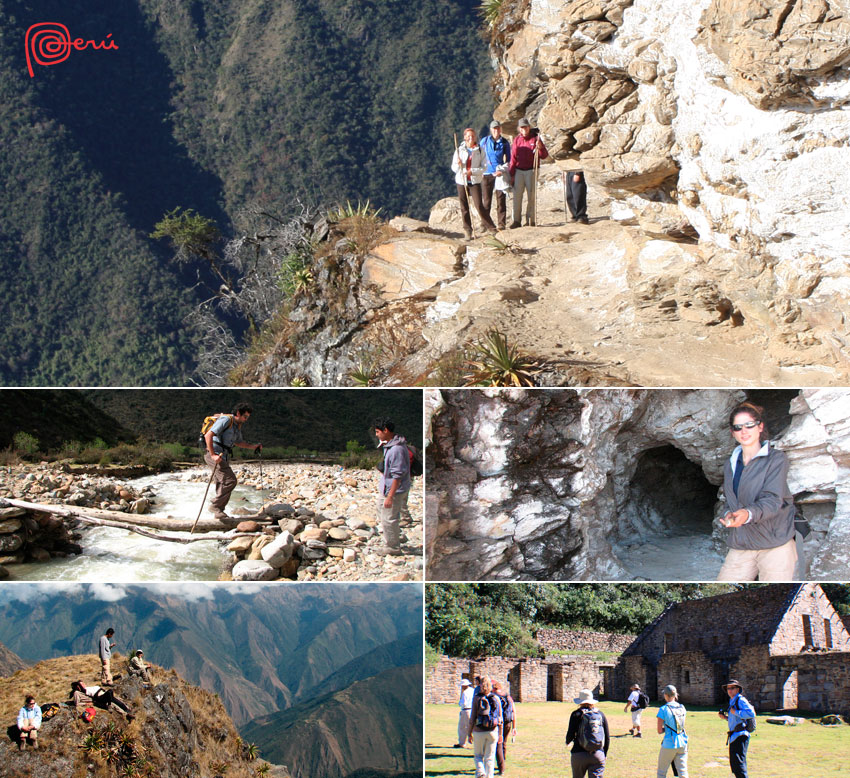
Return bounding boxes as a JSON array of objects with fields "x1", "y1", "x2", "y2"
[
  {"x1": 425, "y1": 388, "x2": 850, "y2": 580},
  {"x1": 490, "y1": 0, "x2": 850, "y2": 370},
  {"x1": 234, "y1": 0, "x2": 850, "y2": 387}
]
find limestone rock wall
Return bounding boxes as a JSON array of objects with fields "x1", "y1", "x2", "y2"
[
  {"x1": 491, "y1": 0, "x2": 850, "y2": 364},
  {"x1": 426, "y1": 388, "x2": 850, "y2": 580}
]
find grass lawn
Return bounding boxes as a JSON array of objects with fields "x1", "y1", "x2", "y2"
[{"x1": 426, "y1": 701, "x2": 850, "y2": 777}]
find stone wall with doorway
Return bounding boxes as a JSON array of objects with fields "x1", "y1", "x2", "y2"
[{"x1": 657, "y1": 650, "x2": 720, "y2": 705}]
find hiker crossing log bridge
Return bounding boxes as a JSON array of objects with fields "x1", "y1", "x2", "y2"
[{"x1": 3, "y1": 498, "x2": 269, "y2": 542}]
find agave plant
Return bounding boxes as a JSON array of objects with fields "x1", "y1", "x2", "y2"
[
  {"x1": 463, "y1": 329, "x2": 543, "y2": 386},
  {"x1": 289, "y1": 376, "x2": 308, "y2": 387},
  {"x1": 479, "y1": 0, "x2": 504, "y2": 27},
  {"x1": 349, "y1": 358, "x2": 376, "y2": 387}
]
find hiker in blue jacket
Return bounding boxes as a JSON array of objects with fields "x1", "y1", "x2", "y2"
[
  {"x1": 480, "y1": 121, "x2": 511, "y2": 230},
  {"x1": 565, "y1": 689, "x2": 609, "y2": 778},
  {"x1": 656, "y1": 684, "x2": 688, "y2": 778},
  {"x1": 719, "y1": 679, "x2": 756, "y2": 778}
]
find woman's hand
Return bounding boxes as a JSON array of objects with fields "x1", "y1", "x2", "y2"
[{"x1": 720, "y1": 509, "x2": 749, "y2": 528}]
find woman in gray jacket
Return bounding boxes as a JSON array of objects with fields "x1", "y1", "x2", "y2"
[{"x1": 717, "y1": 401, "x2": 797, "y2": 581}]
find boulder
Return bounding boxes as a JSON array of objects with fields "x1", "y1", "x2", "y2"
[
  {"x1": 236, "y1": 520, "x2": 262, "y2": 533},
  {"x1": 264, "y1": 503, "x2": 295, "y2": 518},
  {"x1": 0, "y1": 506, "x2": 26, "y2": 519},
  {"x1": 300, "y1": 527, "x2": 328, "y2": 542},
  {"x1": 261, "y1": 531, "x2": 296, "y2": 568},
  {"x1": 226, "y1": 536, "x2": 255, "y2": 554},
  {"x1": 328, "y1": 527, "x2": 351, "y2": 541},
  {"x1": 0, "y1": 519, "x2": 23, "y2": 534},
  {"x1": 278, "y1": 518, "x2": 304, "y2": 534},
  {"x1": 231, "y1": 560, "x2": 278, "y2": 581},
  {"x1": 389, "y1": 216, "x2": 429, "y2": 232},
  {"x1": 361, "y1": 237, "x2": 463, "y2": 302},
  {"x1": 0, "y1": 534, "x2": 23, "y2": 554}
]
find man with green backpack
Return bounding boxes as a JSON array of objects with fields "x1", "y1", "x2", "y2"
[{"x1": 202, "y1": 402, "x2": 262, "y2": 520}]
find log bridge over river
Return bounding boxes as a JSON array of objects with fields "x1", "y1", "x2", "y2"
[{"x1": 4, "y1": 498, "x2": 271, "y2": 543}]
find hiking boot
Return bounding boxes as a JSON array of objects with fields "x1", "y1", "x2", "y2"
[
  {"x1": 526, "y1": 218, "x2": 536, "y2": 227},
  {"x1": 579, "y1": 216, "x2": 589, "y2": 224},
  {"x1": 635, "y1": 732, "x2": 642, "y2": 738},
  {"x1": 509, "y1": 221, "x2": 520, "y2": 229},
  {"x1": 374, "y1": 545, "x2": 403, "y2": 556},
  {"x1": 209, "y1": 509, "x2": 231, "y2": 520},
  {"x1": 463, "y1": 230, "x2": 473, "y2": 240}
]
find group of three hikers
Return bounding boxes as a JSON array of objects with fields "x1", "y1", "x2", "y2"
[
  {"x1": 452, "y1": 117, "x2": 589, "y2": 239},
  {"x1": 203, "y1": 403, "x2": 413, "y2": 556},
  {"x1": 458, "y1": 676, "x2": 757, "y2": 778}
]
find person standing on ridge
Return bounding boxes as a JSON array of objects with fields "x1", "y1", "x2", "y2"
[
  {"x1": 99, "y1": 627, "x2": 116, "y2": 686},
  {"x1": 204, "y1": 402, "x2": 262, "y2": 520},
  {"x1": 452, "y1": 128, "x2": 499, "y2": 239},
  {"x1": 373, "y1": 417, "x2": 412, "y2": 556},
  {"x1": 480, "y1": 120, "x2": 511, "y2": 230},
  {"x1": 509, "y1": 118, "x2": 548, "y2": 228}
]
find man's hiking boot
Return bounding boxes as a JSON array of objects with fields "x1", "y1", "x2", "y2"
[
  {"x1": 509, "y1": 221, "x2": 521, "y2": 229},
  {"x1": 374, "y1": 545, "x2": 403, "y2": 556},
  {"x1": 209, "y1": 509, "x2": 231, "y2": 520}
]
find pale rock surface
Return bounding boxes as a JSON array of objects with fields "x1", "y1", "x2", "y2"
[{"x1": 231, "y1": 559, "x2": 278, "y2": 581}]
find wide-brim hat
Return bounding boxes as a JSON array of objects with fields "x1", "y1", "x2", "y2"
[
  {"x1": 461, "y1": 679, "x2": 471, "y2": 687},
  {"x1": 517, "y1": 118, "x2": 530, "y2": 127},
  {"x1": 630, "y1": 684, "x2": 640, "y2": 690},
  {"x1": 722, "y1": 679, "x2": 743, "y2": 691},
  {"x1": 574, "y1": 689, "x2": 598, "y2": 705}
]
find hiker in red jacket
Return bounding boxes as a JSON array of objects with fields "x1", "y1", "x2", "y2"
[{"x1": 509, "y1": 118, "x2": 548, "y2": 228}]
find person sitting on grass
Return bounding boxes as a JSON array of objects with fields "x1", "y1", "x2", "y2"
[{"x1": 16, "y1": 695, "x2": 41, "y2": 751}]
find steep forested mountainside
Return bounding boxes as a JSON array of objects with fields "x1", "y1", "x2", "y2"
[{"x1": 1, "y1": 0, "x2": 493, "y2": 385}]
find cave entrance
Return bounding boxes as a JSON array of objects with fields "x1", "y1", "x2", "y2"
[{"x1": 614, "y1": 445, "x2": 723, "y2": 580}]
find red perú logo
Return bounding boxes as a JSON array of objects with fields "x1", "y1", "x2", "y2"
[{"x1": 25, "y1": 22, "x2": 118, "y2": 77}]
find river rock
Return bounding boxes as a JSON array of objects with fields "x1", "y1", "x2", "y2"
[
  {"x1": 227, "y1": 536, "x2": 255, "y2": 554},
  {"x1": 28, "y1": 547, "x2": 50, "y2": 562},
  {"x1": 0, "y1": 555, "x2": 23, "y2": 565},
  {"x1": 278, "y1": 518, "x2": 303, "y2": 534},
  {"x1": 279, "y1": 556, "x2": 300, "y2": 578},
  {"x1": 343, "y1": 548, "x2": 357, "y2": 562},
  {"x1": 0, "y1": 535, "x2": 23, "y2": 554},
  {"x1": 0, "y1": 507, "x2": 25, "y2": 519},
  {"x1": 0, "y1": 519, "x2": 22, "y2": 534},
  {"x1": 236, "y1": 520, "x2": 262, "y2": 533},
  {"x1": 231, "y1": 560, "x2": 278, "y2": 581},
  {"x1": 129, "y1": 498, "x2": 150, "y2": 514},
  {"x1": 300, "y1": 527, "x2": 327, "y2": 542},
  {"x1": 118, "y1": 489, "x2": 134, "y2": 501},
  {"x1": 264, "y1": 503, "x2": 295, "y2": 518},
  {"x1": 328, "y1": 527, "x2": 351, "y2": 541},
  {"x1": 328, "y1": 547, "x2": 344, "y2": 558},
  {"x1": 261, "y1": 531, "x2": 296, "y2": 567}
]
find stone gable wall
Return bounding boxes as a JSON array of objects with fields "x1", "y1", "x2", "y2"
[
  {"x1": 656, "y1": 651, "x2": 717, "y2": 705},
  {"x1": 771, "y1": 586, "x2": 850, "y2": 654},
  {"x1": 536, "y1": 628, "x2": 635, "y2": 653}
]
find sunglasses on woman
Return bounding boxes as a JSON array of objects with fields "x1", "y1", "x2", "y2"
[{"x1": 731, "y1": 421, "x2": 760, "y2": 431}]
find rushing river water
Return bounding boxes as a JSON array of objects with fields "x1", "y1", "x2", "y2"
[{"x1": 10, "y1": 470, "x2": 269, "y2": 582}]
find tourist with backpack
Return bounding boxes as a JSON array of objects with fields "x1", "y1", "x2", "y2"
[
  {"x1": 203, "y1": 402, "x2": 262, "y2": 520},
  {"x1": 656, "y1": 684, "x2": 688, "y2": 778},
  {"x1": 373, "y1": 417, "x2": 413, "y2": 556},
  {"x1": 492, "y1": 680, "x2": 515, "y2": 774},
  {"x1": 719, "y1": 679, "x2": 756, "y2": 778},
  {"x1": 624, "y1": 683, "x2": 647, "y2": 737},
  {"x1": 564, "y1": 689, "x2": 609, "y2": 778},
  {"x1": 466, "y1": 676, "x2": 503, "y2": 778}
]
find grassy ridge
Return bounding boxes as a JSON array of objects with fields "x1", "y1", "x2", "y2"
[{"x1": 426, "y1": 702, "x2": 850, "y2": 778}]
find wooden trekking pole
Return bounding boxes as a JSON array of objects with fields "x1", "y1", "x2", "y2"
[
  {"x1": 191, "y1": 461, "x2": 218, "y2": 534},
  {"x1": 454, "y1": 132, "x2": 475, "y2": 238},
  {"x1": 533, "y1": 139, "x2": 540, "y2": 226}
]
